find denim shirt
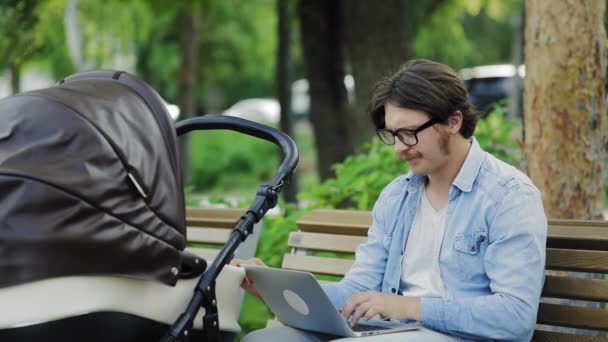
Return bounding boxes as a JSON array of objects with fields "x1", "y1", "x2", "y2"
[{"x1": 322, "y1": 137, "x2": 547, "y2": 341}]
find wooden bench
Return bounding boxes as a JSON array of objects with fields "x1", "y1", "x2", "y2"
[
  {"x1": 279, "y1": 209, "x2": 608, "y2": 340},
  {"x1": 185, "y1": 207, "x2": 262, "y2": 262}
]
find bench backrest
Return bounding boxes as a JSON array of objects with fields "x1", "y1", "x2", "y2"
[
  {"x1": 282, "y1": 209, "x2": 608, "y2": 340},
  {"x1": 185, "y1": 207, "x2": 262, "y2": 262}
]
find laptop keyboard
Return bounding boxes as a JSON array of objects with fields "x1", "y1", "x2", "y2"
[{"x1": 352, "y1": 323, "x2": 390, "y2": 332}]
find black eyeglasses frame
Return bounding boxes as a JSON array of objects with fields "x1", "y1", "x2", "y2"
[{"x1": 376, "y1": 118, "x2": 442, "y2": 146}]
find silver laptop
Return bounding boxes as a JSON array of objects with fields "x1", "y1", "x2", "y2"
[{"x1": 243, "y1": 265, "x2": 420, "y2": 337}]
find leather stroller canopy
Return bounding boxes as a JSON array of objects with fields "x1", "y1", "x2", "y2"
[{"x1": 0, "y1": 71, "x2": 186, "y2": 287}]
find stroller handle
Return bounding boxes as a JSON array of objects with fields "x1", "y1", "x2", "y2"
[
  {"x1": 175, "y1": 115, "x2": 299, "y2": 186},
  {"x1": 165, "y1": 115, "x2": 299, "y2": 342}
]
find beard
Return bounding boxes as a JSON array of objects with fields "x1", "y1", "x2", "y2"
[
  {"x1": 400, "y1": 130, "x2": 451, "y2": 161},
  {"x1": 438, "y1": 129, "x2": 451, "y2": 155}
]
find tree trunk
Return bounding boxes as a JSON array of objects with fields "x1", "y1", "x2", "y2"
[
  {"x1": 277, "y1": 0, "x2": 298, "y2": 203},
  {"x1": 343, "y1": 0, "x2": 410, "y2": 151},
  {"x1": 10, "y1": 63, "x2": 20, "y2": 95},
  {"x1": 297, "y1": 0, "x2": 353, "y2": 181},
  {"x1": 524, "y1": 0, "x2": 606, "y2": 220},
  {"x1": 525, "y1": 2, "x2": 606, "y2": 335},
  {"x1": 177, "y1": 5, "x2": 200, "y2": 187}
]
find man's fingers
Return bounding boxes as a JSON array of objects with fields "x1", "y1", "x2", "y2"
[
  {"x1": 342, "y1": 292, "x2": 372, "y2": 322},
  {"x1": 251, "y1": 258, "x2": 265, "y2": 266},
  {"x1": 350, "y1": 302, "x2": 371, "y2": 327},
  {"x1": 363, "y1": 307, "x2": 377, "y2": 321}
]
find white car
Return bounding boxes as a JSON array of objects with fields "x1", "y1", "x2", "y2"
[{"x1": 222, "y1": 98, "x2": 280, "y2": 124}]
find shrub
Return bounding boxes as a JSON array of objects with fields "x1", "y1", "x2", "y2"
[{"x1": 189, "y1": 130, "x2": 280, "y2": 194}]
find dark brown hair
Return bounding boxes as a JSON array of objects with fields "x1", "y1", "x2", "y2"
[{"x1": 368, "y1": 59, "x2": 481, "y2": 138}]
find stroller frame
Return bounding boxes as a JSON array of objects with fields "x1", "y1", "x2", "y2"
[{"x1": 164, "y1": 116, "x2": 298, "y2": 342}]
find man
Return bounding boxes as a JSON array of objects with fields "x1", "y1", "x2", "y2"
[{"x1": 233, "y1": 59, "x2": 547, "y2": 341}]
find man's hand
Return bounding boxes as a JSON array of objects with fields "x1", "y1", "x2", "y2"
[
  {"x1": 229, "y1": 258, "x2": 267, "y2": 298},
  {"x1": 341, "y1": 291, "x2": 421, "y2": 326}
]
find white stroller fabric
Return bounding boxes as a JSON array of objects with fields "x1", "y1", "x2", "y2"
[{"x1": 0, "y1": 264, "x2": 245, "y2": 333}]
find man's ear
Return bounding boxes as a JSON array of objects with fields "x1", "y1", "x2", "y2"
[{"x1": 448, "y1": 111, "x2": 463, "y2": 133}]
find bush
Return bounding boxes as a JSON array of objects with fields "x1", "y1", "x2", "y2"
[
  {"x1": 474, "y1": 103, "x2": 522, "y2": 167},
  {"x1": 300, "y1": 139, "x2": 407, "y2": 210},
  {"x1": 189, "y1": 130, "x2": 280, "y2": 194}
]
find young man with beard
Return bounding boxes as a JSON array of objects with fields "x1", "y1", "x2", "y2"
[{"x1": 234, "y1": 60, "x2": 547, "y2": 341}]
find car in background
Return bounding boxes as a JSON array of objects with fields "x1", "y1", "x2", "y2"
[
  {"x1": 459, "y1": 64, "x2": 524, "y2": 118},
  {"x1": 222, "y1": 98, "x2": 281, "y2": 124},
  {"x1": 223, "y1": 75, "x2": 354, "y2": 124}
]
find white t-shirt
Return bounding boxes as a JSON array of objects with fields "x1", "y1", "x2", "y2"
[{"x1": 399, "y1": 187, "x2": 446, "y2": 298}]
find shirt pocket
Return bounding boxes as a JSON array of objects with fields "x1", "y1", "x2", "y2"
[{"x1": 453, "y1": 231, "x2": 487, "y2": 281}]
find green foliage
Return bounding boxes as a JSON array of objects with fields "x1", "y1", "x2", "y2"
[
  {"x1": 0, "y1": 0, "x2": 45, "y2": 75},
  {"x1": 412, "y1": 0, "x2": 522, "y2": 69},
  {"x1": 189, "y1": 130, "x2": 280, "y2": 194},
  {"x1": 474, "y1": 103, "x2": 522, "y2": 167},
  {"x1": 137, "y1": 0, "x2": 278, "y2": 108},
  {"x1": 300, "y1": 139, "x2": 408, "y2": 210},
  {"x1": 34, "y1": 0, "x2": 75, "y2": 79}
]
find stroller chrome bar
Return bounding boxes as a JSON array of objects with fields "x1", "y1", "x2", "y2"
[{"x1": 163, "y1": 116, "x2": 299, "y2": 342}]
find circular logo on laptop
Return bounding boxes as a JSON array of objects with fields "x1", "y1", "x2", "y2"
[{"x1": 282, "y1": 289, "x2": 310, "y2": 316}]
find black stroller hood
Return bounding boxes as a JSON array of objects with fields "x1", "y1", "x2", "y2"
[{"x1": 0, "y1": 71, "x2": 186, "y2": 287}]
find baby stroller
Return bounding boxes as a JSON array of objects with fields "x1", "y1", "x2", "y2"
[{"x1": 0, "y1": 71, "x2": 298, "y2": 341}]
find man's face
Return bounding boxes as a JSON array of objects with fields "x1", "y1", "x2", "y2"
[{"x1": 384, "y1": 102, "x2": 451, "y2": 176}]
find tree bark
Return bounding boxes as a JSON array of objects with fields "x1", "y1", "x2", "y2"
[
  {"x1": 297, "y1": 0, "x2": 353, "y2": 181},
  {"x1": 177, "y1": 5, "x2": 200, "y2": 187},
  {"x1": 525, "y1": 4, "x2": 606, "y2": 335},
  {"x1": 524, "y1": 0, "x2": 606, "y2": 220},
  {"x1": 10, "y1": 63, "x2": 20, "y2": 95},
  {"x1": 343, "y1": 0, "x2": 410, "y2": 151},
  {"x1": 277, "y1": 0, "x2": 298, "y2": 203}
]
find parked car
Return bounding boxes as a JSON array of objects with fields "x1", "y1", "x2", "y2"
[
  {"x1": 459, "y1": 64, "x2": 524, "y2": 118},
  {"x1": 223, "y1": 76, "x2": 355, "y2": 124},
  {"x1": 222, "y1": 98, "x2": 281, "y2": 124}
]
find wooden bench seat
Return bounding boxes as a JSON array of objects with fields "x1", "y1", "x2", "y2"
[{"x1": 278, "y1": 209, "x2": 608, "y2": 340}]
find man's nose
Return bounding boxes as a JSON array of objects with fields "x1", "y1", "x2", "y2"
[{"x1": 393, "y1": 138, "x2": 411, "y2": 154}]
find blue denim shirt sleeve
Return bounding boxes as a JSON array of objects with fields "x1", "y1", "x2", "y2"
[
  {"x1": 322, "y1": 180, "x2": 397, "y2": 311},
  {"x1": 421, "y1": 182, "x2": 547, "y2": 340}
]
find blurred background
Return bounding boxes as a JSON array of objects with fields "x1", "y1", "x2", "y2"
[
  {"x1": 0, "y1": 0, "x2": 525, "y2": 202},
  {"x1": 3, "y1": 0, "x2": 606, "y2": 339}
]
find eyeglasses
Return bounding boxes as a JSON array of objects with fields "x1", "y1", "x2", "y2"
[{"x1": 376, "y1": 118, "x2": 441, "y2": 146}]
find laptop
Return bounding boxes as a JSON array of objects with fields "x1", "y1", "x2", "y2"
[{"x1": 242, "y1": 265, "x2": 421, "y2": 337}]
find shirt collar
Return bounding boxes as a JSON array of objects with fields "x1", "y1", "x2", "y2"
[
  {"x1": 404, "y1": 136, "x2": 485, "y2": 193},
  {"x1": 452, "y1": 136, "x2": 485, "y2": 192}
]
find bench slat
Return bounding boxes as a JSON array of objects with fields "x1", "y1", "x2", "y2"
[
  {"x1": 297, "y1": 210, "x2": 371, "y2": 236},
  {"x1": 537, "y1": 303, "x2": 608, "y2": 331},
  {"x1": 282, "y1": 254, "x2": 353, "y2": 276},
  {"x1": 533, "y1": 330, "x2": 608, "y2": 342},
  {"x1": 187, "y1": 227, "x2": 232, "y2": 244},
  {"x1": 185, "y1": 207, "x2": 242, "y2": 228},
  {"x1": 185, "y1": 247, "x2": 220, "y2": 263},
  {"x1": 546, "y1": 248, "x2": 608, "y2": 273},
  {"x1": 288, "y1": 232, "x2": 365, "y2": 253},
  {"x1": 548, "y1": 225, "x2": 608, "y2": 251},
  {"x1": 542, "y1": 275, "x2": 608, "y2": 302},
  {"x1": 548, "y1": 219, "x2": 608, "y2": 228}
]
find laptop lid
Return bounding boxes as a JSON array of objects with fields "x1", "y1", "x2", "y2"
[{"x1": 242, "y1": 265, "x2": 419, "y2": 337}]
